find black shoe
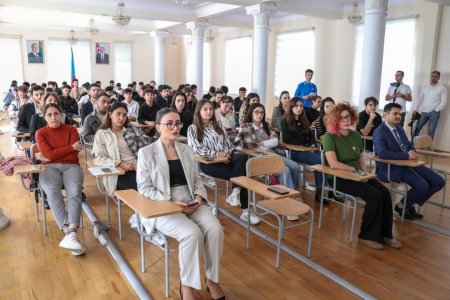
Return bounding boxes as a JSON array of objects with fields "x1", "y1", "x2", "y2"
[
  {"x1": 315, "y1": 188, "x2": 329, "y2": 205},
  {"x1": 409, "y1": 206, "x2": 423, "y2": 219},
  {"x1": 44, "y1": 200, "x2": 51, "y2": 210},
  {"x1": 205, "y1": 277, "x2": 225, "y2": 300},
  {"x1": 394, "y1": 205, "x2": 415, "y2": 220},
  {"x1": 328, "y1": 191, "x2": 344, "y2": 203},
  {"x1": 82, "y1": 192, "x2": 87, "y2": 202}
]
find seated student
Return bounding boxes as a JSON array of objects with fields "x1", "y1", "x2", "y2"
[
  {"x1": 36, "y1": 103, "x2": 86, "y2": 255},
  {"x1": 82, "y1": 92, "x2": 110, "y2": 144},
  {"x1": 323, "y1": 102, "x2": 402, "y2": 250},
  {"x1": 215, "y1": 95, "x2": 235, "y2": 133},
  {"x1": 188, "y1": 100, "x2": 258, "y2": 225},
  {"x1": 8, "y1": 85, "x2": 29, "y2": 115},
  {"x1": 155, "y1": 85, "x2": 171, "y2": 108},
  {"x1": 356, "y1": 97, "x2": 382, "y2": 152},
  {"x1": 202, "y1": 86, "x2": 215, "y2": 100},
  {"x1": 137, "y1": 108, "x2": 225, "y2": 300},
  {"x1": 60, "y1": 85, "x2": 78, "y2": 116},
  {"x1": 138, "y1": 88, "x2": 158, "y2": 138},
  {"x1": 281, "y1": 97, "x2": 324, "y2": 202},
  {"x1": 210, "y1": 90, "x2": 224, "y2": 109},
  {"x1": 91, "y1": 102, "x2": 150, "y2": 196},
  {"x1": 234, "y1": 87, "x2": 246, "y2": 119},
  {"x1": 69, "y1": 79, "x2": 83, "y2": 101},
  {"x1": 30, "y1": 92, "x2": 73, "y2": 143},
  {"x1": 314, "y1": 97, "x2": 335, "y2": 140},
  {"x1": 240, "y1": 103, "x2": 301, "y2": 191},
  {"x1": 17, "y1": 85, "x2": 44, "y2": 133},
  {"x1": 271, "y1": 91, "x2": 290, "y2": 131},
  {"x1": 133, "y1": 88, "x2": 145, "y2": 107},
  {"x1": 80, "y1": 83, "x2": 100, "y2": 123},
  {"x1": 238, "y1": 92, "x2": 260, "y2": 125},
  {"x1": 170, "y1": 92, "x2": 193, "y2": 137},
  {"x1": 104, "y1": 86, "x2": 118, "y2": 104},
  {"x1": 373, "y1": 103, "x2": 445, "y2": 220},
  {"x1": 184, "y1": 86, "x2": 197, "y2": 112},
  {"x1": 121, "y1": 88, "x2": 139, "y2": 121},
  {"x1": 305, "y1": 95, "x2": 322, "y2": 126}
]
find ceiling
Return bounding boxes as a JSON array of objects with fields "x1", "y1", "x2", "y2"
[{"x1": 0, "y1": 0, "x2": 448, "y2": 36}]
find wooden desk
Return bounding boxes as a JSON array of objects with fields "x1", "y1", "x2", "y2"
[
  {"x1": 130, "y1": 121, "x2": 150, "y2": 128},
  {"x1": 114, "y1": 189, "x2": 181, "y2": 219},
  {"x1": 195, "y1": 155, "x2": 229, "y2": 165},
  {"x1": 364, "y1": 154, "x2": 426, "y2": 167},
  {"x1": 282, "y1": 143, "x2": 316, "y2": 153},
  {"x1": 416, "y1": 149, "x2": 450, "y2": 159},
  {"x1": 11, "y1": 131, "x2": 30, "y2": 138},
  {"x1": 14, "y1": 163, "x2": 45, "y2": 175},
  {"x1": 87, "y1": 161, "x2": 125, "y2": 177},
  {"x1": 309, "y1": 164, "x2": 376, "y2": 182},
  {"x1": 236, "y1": 146, "x2": 274, "y2": 157},
  {"x1": 17, "y1": 141, "x2": 32, "y2": 151},
  {"x1": 230, "y1": 176, "x2": 300, "y2": 199}
]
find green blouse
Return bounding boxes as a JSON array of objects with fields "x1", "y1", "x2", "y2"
[{"x1": 322, "y1": 130, "x2": 363, "y2": 170}]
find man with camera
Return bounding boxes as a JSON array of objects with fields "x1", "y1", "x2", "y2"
[
  {"x1": 411, "y1": 70, "x2": 448, "y2": 141},
  {"x1": 385, "y1": 71, "x2": 412, "y2": 127}
]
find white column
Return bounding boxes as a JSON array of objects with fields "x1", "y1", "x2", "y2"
[
  {"x1": 359, "y1": 0, "x2": 388, "y2": 110},
  {"x1": 246, "y1": 3, "x2": 276, "y2": 106},
  {"x1": 187, "y1": 20, "x2": 209, "y2": 98},
  {"x1": 151, "y1": 31, "x2": 169, "y2": 85}
]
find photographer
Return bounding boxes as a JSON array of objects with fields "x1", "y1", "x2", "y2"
[{"x1": 385, "y1": 71, "x2": 412, "y2": 127}]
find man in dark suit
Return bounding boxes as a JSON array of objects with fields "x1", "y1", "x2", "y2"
[
  {"x1": 28, "y1": 43, "x2": 42, "y2": 63},
  {"x1": 80, "y1": 84, "x2": 100, "y2": 123},
  {"x1": 96, "y1": 47, "x2": 109, "y2": 64},
  {"x1": 373, "y1": 103, "x2": 445, "y2": 220},
  {"x1": 17, "y1": 85, "x2": 44, "y2": 133}
]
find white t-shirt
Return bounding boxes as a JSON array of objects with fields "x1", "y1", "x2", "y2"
[{"x1": 386, "y1": 83, "x2": 412, "y2": 113}]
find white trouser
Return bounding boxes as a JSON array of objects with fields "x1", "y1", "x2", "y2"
[{"x1": 154, "y1": 185, "x2": 224, "y2": 290}]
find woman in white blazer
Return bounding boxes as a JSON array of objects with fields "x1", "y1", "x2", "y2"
[{"x1": 137, "y1": 108, "x2": 225, "y2": 300}]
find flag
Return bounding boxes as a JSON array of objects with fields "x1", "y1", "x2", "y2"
[{"x1": 70, "y1": 46, "x2": 76, "y2": 86}]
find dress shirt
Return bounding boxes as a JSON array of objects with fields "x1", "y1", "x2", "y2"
[{"x1": 413, "y1": 83, "x2": 447, "y2": 113}]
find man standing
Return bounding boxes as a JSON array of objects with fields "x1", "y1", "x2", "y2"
[
  {"x1": 412, "y1": 71, "x2": 447, "y2": 140},
  {"x1": 83, "y1": 92, "x2": 110, "y2": 143},
  {"x1": 294, "y1": 69, "x2": 317, "y2": 108},
  {"x1": 385, "y1": 71, "x2": 412, "y2": 127},
  {"x1": 373, "y1": 103, "x2": 445, "y2": 220}
]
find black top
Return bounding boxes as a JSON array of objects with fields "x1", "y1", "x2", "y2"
[
  {"x1": 60, "y1": 95, "x2": 78, "y2": 115},
  {"x1": 168, "y1": 159, "x2": 187, "y2": 187},
  {"x1": 280, "y1": 118, "x2": 314, "y2": 146},
  {"x1": 178, "y1": 111, "x2": 193, "y2": 137},
  {"x1": 133, "y1": 95, "x2": 145, "y2": 106},
  {"x1": 156, "y1": 95, "x2": 170, "y2": 108},
  {"x1": 17, "y1": 102, "x2": 36, "y2": 133},
  {"x1": 137, "y1": 103, "x2": 159, "y2": 137},
  {"x1": 234, "y1": 97, "x2": 243, "y2": 113},
  {"x1": 314, "y1": 116, "x2": 326, "y2": 139},
  {"x1": 305, "y1": 107, "x2": 320, "y2": 125},
  {"x1": 80, "y1": 100, "x2": 94, "y2": 123},
  {"x1": 202, "y1": 93, "x2": 212, "y2": 100},
  {"x1": 356, "y1": 110, "x2": 382, "y2": 151}
]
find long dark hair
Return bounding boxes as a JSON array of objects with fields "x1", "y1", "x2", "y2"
[
  {"x1": 243, "y1": 103, "x2": 270, "y2": 136},
  {"x1": 278, "y1": 91, "x2": 289, "y2": 116},
  {"x1": 192, "y1": 99, "x2": 225, "y2": 142},
  {"x1": 170, "y1": 91, "x2": 193, "y2": 124},
  {"x1": 100, "y1": 101, "x2": 129, "y2": 129},
  {"x1": 285, "y1": 97, "x2": 310, "y2": 132},
  {"x1": 243, "y1": 92, "x2": 260, "y2": 112},
  {"x1": 319, "y1": 97, "x2": 335, "y2": 118}
]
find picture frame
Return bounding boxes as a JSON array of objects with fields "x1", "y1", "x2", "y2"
[
  {"x1": 95, "y1": 42, "x2": 110, "y2": 64},
  {"x1": 27, "y1": 40, "x2": 44, "y2": 64}
]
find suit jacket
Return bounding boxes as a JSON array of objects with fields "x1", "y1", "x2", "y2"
[
  {"x1": 17, "y1": 102, "x2": 36, "y2": 133},
  {"x1": 28, "y1": 52, "x2": 41, "y2": 63},
  {"x1": 373, "y1": 122, "x2": 415, "y2": 182},
  {"x1": 136, "y1": 139, "x2": 207, "y2": 233},
  {"x1": 80, "y1": 100, "x2": 94, "y2": 123},
  {"x1": 96, "y1": 53, "x2": 109, "y2": 64}
]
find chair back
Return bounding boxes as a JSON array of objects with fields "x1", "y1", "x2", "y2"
[
  {"x1": 320, "y1": 151, "x2": 328, "y2": 166},
  {"x1": 414, "y1": 135, "x2": 432, "y2": 150},
  {"x1": 30, "y1": 143, "x2": 40, "y2": 159},
  {"x1": 246, "y1": 155, "x2": 285, "y2": 178}
]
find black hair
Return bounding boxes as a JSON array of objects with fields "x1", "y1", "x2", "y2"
[
  {"x1": 101, "y1": 102, "x2": 129, "y2": 129},
  {"x1": 219, "y1": 85, "x2": 228, "y2": 94},
  {"x1": 89, "y1": 83, "x2": 100, "y2": 90},
  {"x1": 156, "y1": 107, "x2": 178, "y2": 124},
  {"x1": 319, "y1": 97, "x2": 335, "y2": 118},
  {"x1": 31, "y1": 85, "x2": 44, "y2": 94},
  {"x1": 364, "y1": 96, "x2": 378, "y2": 106},
  {"x1": 383, "y1": 103, "x2": 402, "y2": 113}
]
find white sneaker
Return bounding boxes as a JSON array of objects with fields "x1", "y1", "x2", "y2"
[
  {"x1": 226, "y1": 193, "x2": 241, "y2": 207},
  {"x1": 145, "y1": 234, "x2": 165, "y2": 247},
  {"x1": 59, "y1": 232, "x2": 85, "y2": 253},
  {"x1": 287, "y1": 215, "x2": 299, "y2": 221},
  {"x1": 71, "y1": 247, "x2": 86, "y2": 256},
  {"x1": 240, "y1": 210, "x2": 260, "y2": 225},
  {"x1": 129, "y1": 213, "x2": 138, "y2": 229},
  {"x1": 0, "y1": 209, "x2": 10, "y2": 231}
]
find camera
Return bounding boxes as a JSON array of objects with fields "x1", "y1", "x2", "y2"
[
  {"x1": 408, "y1": 112, "x2": 421, "y2": 127},
  {"x1": 390, "y1": 82, "x2": 400, "y2": 87}
]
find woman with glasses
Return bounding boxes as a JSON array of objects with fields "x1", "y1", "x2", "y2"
[
  {"x1": 170, "y1": 91, "x2": 193, "y2": 137},
  {"x1": 281, "y1": 97, "x2": 324, "y2": 203},
  {"x1": 238, "y1": 92, "x2": 260, "y2": 125},
  {"x1": 36, "y1": 103, "x2": 85, "y2": 255},
  {"x1": 271, "y1": 91, "x2": 290, "y2": 131},
  {"x1": 322, "y1": 102, "x2": 402, "y2": 250},
  {"x1": 188, "y1": 100, "x2": 258, "y2": 225},
  {"x1": 240, "y1": 103, "x2": 301, "y2": 191},
  {"x1": 137, "y1": 108, "x2": 225, "y2": 300},
  {"x1": 91, "y1": 102, "x2": 150, "y2": 196}
]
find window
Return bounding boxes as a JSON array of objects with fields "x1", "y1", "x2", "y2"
[
  {"x1": 114, "y1": 42, "x2": 132, "y2": 86},
  {"x1": 0, "y1": 36, "x2": 23, "y2": 93},
  {"x1": 274, "y1": 30, "x2": 315, "y2": 97},
  {"x1": 352, "y1": 18, "x2": 416, "y2": 109},
  {"x1": 224, "y1": 36, "x2": 252, "y2": 94},
  {"x1": 184, "y1": 38, "x2": 210, "y2": 92},
  {"x1": 48, "y1": 40, "x2": 91, "y2": 84}
]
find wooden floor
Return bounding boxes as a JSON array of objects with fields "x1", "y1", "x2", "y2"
[{"x1": 1, "y1": 117, "x2": 450, "y2": 300}]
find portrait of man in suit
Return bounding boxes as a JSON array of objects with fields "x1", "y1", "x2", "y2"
[
  {"x1": 95, "y1": 43, "x2": 110, "y2": 64},
  {"x1": 27, "y1": 40, "x2": 44, "y2": 64}
]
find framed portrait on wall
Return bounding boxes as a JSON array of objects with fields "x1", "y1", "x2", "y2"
[
  {"x1": 26, "y1": 40, "x2": 44, "y2": 64},
  {"x1": 95, "y1": 42, "x2": 110, "y2": 64}
]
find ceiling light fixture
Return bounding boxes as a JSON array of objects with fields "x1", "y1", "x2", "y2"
[
  {"x1": 85, "y1": 17, "x2": 99, "y2": 35},
  {"x1": 174, "y1": 0, "x2": 189, "y2": 5},
  {"x1": 113, "y1": 0, "x2": 131, "y2": 26},
  {"x1": 67, "y1": 29, "x2": 78, "y2": 45},
  {"x1": 347, "y1": 1, "x2": 363, "y2": 25}
]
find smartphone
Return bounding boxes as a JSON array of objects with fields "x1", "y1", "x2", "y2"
[
  {"x1": 267, "y1": 186, "x2": 289, "y2": 195},
  {"x1": 101, "y1": 168, "x2": 112, "y2": 173},
  {"x1": 203, "y1": 155, "x2": 215, "y2": 161},
  {"x1": 352, "y1": 170, "x2": 367, "y2": 176}
]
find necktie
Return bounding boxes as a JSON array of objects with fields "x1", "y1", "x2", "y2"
[
  {"x1": 36, "y1": 53, "x2": 40, "y2": 62},
  {"x1": 393, "y1": 129, "x2": 406, "y2": 152},
  {"x1": 101, "y1": 54, "x2": 104, "y2": 61}
]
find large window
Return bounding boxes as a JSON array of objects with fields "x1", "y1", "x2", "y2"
[
  {"x1": 48, "y1": 40, "x2": 91, "y2": 84},
  {"x1": 114, "y1": 42, "x2": 132, "y2": 86},
  {"x1": 184, "y1": 38, "x2": 211, "y2": 92},
  {"x1": 224, "y1": 36, "x2": 252, "y2": 94},
  {"x1": 352, "y1": 18, "x2": 416, "y2": 109},
  {"x1": 0, "y1": 36, "x2": 23, "y2": 93},
  {"x1": 274, "y1": 30, "x2": 315, "y2": 97}
]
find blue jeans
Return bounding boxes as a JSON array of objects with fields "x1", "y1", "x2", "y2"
[
  {"x1": 291, "y1": 150, "x2": 323, "y2": 188},
  {"x1": 413, "y1": 111, "x2": 440, "y2": 140},
  {"x1": 276, "y1": 157, "x2": 300, "y2": 189}
]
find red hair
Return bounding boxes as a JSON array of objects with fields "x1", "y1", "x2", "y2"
[{"x1": 324, "y1": 102, "x2": 358, "y2": 136}]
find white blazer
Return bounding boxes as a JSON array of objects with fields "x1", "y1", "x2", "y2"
[{"x1": 136, "y1": 139, "x2": 208, "y2": 233}]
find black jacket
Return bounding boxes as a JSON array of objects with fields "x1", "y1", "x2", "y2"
[
  {"x1": 60, "y1": 95, "x2": 78, "y2": 115},
  {"x1": 17, "y1": 102, "x2": 36, "y2": 133},
  {"x1": 80, "y1": 100, "x2": 94, "y2": 123}
]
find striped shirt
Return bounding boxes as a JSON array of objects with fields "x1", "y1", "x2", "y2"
[{"x1": 187, "y1": 124, "x2": 234, "y2": 156}]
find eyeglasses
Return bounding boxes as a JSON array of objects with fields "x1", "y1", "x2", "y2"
[
  {"x1": 159, "y1": 122, "x2": 183, "y2": 130},
  {"x1": 339, "y1": 115, "x2": 351, "y2": 122},
  {"x1": 253, "y1": 110, "x2": 264, "y2": 115}
]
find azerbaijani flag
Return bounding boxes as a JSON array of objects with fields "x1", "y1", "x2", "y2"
[{"x1": 70, "y1": 46, "x2": 76, "y2": 85}]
